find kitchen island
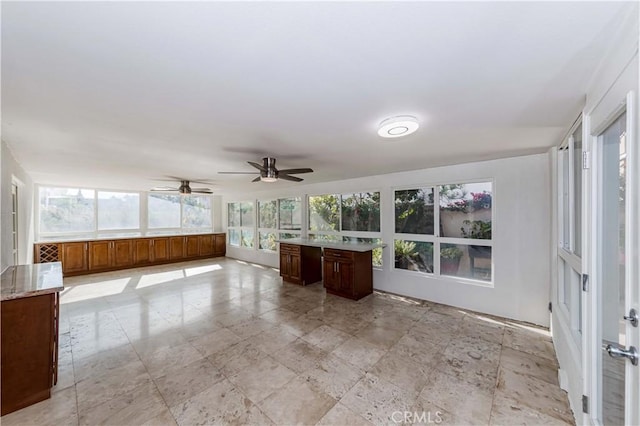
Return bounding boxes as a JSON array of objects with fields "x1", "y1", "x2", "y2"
[
  {"x1": 1, "y1": 262, "x2": 64, "y2": 416},
  {"x1": 277, "y1": 238, "x2": 385, "y2": 300}
]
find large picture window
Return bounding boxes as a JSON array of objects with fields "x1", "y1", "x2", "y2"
[
  {"x1": 39, "y1": 187, "x2": 95, "y2": 234},
  {"x1": 38, "y1": 186, "x2": 213, "y2": 240},
  {"x1": 278, "y1": 197, "x2": 302, "y2": 230},
  {"x1": 97, "y1": 191, "x2": 140, "y2": 230},
  {"x1": 394, "y1": 182, "x2": 493, "y2": 283}
]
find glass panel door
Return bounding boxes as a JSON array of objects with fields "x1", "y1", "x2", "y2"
[{"x1": 598, "y1": 112, "x2": 628, "y2": 425}]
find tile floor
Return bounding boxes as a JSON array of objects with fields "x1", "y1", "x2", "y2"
[{"x1": 3, "y1": 258, "x2": 574, "y2": 425}]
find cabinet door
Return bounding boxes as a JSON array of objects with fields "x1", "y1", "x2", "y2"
[
  {"x1": 61, "y1": 242, "x2": 87, "y2": 274},
  {"x1": 279, "y1": 252, "x2": 290, "y2": 278},
  {"x1": 323, "y1": 259, "x2": 339, "y2": 290},
  {"x1": 289, "y1": 253, "x2": 301, "y2": 280},
  {"x1": 152, "y1": 238, "x2": 169, "y2": 262},
  {"x1": 338, "y1": 260, "x2": 354, "y2": 293},
  {"x1": 112, "y1": 240, "x2": 133, "y2": 267},
  {"x1": 199, "y1": 235, "x2": 214, "y2": 256},
  {"x1": 169, "y1": 236, "x2": 185, "y2": 260},
  {"x1": 214, "y1": 234, "x2": 226, "y2": 256},
  {"x1": 134, "y1": 239, "x2": 152, "y2": 265},
  {"x1": 88, "y1": 241, "x2": 111, "y2": 271},
  {"x1": 185, "y1": 236, "x2": 200, "y2": 258}
]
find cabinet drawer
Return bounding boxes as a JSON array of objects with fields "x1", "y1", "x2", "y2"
[
  {"x1": 323, "y1": 248, "x2": 354, "y2": 260},
  {"x1": 280, "y1": 244, "x2": 301, "y2": 254}
]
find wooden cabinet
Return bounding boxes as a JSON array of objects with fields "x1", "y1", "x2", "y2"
[
  {"x1": 112, "y1": 240, "x2": 133, "y2": 267},
  {"x1": 89, "y1": 240, "x2": 133, "y2": 271},
  {"x1": 151, "y1": 238, "x2": 170, "y2": 262},
  {"x1": 1, "y1": 293, "x2": 58, "y2": 415},
  {"x1": 323, "y1": 249, "x2": 372, "y2": 300},
  {"x1": 60, "y1": 242, "x2": 88, "y2": 275},
  {"x1": 214, "y1": 234, "x2": 226, "y2": 256},
  {"x1": 199, "y1": 234, "x2": 214, "y2": 256},
  {"x1": 169, "y1": 236, "x2": 185, "y2": 260},
  {"x1": 34, "y1": 233, "x2": 226, "y2": 277},
  {"x1": 185, "y1": 236, "x2": 200, "y2": 257},
  {"x1": 279, "y1": 243, "x2": 321, "y2": 286},
  {"x1": 88, "y1": 241, "x2": 111, "y2": 270},
  {"x1": 134, "y1": 239, "x2": 152, "y2": 265}
]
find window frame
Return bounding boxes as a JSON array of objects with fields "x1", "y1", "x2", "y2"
[{"x1": 392, "y1": 179, "x2": 495, "y2": 286}]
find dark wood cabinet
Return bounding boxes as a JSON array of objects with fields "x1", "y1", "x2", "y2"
[
  {"x1": 323, "y1": 248, "x2": 372, "y2": 300},
  {"x1": 34, "y1": 233, "x2": 226, "y2": 277},
  {"x1": 279, "y1": 243, "x2": 321, "y2": 285},
  {"x1": 60, "y1": 242, "x2": 88, "y2": 275},
  {"x1": 1, "y1": 293, "x2": 58, "y2": 415},
  {"x1": 169, "y1": 236, "x2": 185, "y2": 259},
  {"x1": 185, "y1": 236, "x2": 200, "y2": 257}
]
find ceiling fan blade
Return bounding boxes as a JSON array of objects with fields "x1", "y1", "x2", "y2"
[
  {"x1": 248, "y1": 161, "x2": 267, "y2": 171},
  {"x1": 151, "y1": 187, "x2": 178, "y2": 191},
  {"x1": 192, "y1": 189, "x2": 213, "y2": 194},
  {"x1": 191, "y1": 187, "x2": 212, "y2": 192},
  {"x1": 278, "y1": 174, "x2": 304, "y2": 182},
  {"x1": 252, "y1": 176, "x2": 262, "y2": 182},
  {"x1": 277, "y1": 168, "x2": 313, "y2": 174}
]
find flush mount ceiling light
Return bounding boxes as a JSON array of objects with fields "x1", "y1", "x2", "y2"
[{"x1": 377, "y1": 115, "x2": 419, "y2": 138}]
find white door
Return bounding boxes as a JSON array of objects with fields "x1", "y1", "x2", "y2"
[{"x1": 593, "y1": 98, "x2": 639, "y2": 425}]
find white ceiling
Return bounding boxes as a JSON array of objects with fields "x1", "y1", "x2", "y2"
[{"x1": 1, "y1": 1, "x2": 631, "y2": 194}]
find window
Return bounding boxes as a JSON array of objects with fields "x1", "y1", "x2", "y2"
[
  {"x1": 557, "y1": 120, "x2": 584, "y2": 343},
  {"x1": 309, "y1": 194, "x2": 340, "y2": 232},
  {"x1": 341, "y1": 192, "x2": 380, "y2": 232},
  {"x1": 182, "y1": 195, "x2": 212, "y2": 229},
  {"x1": 307, "y1": 191, "x2": 383, "y2": 267},
  {"x1": 39, "y1": 187, "x2": 95, "y2": 235},
  {"x1": 258, "y1": 200, "x2": 277, "y2": 251},
  {"x1": 395, "y1": 188, "x2": 434, "y2": 234},
  {"x1": 394, "y1": 182, "x2": 493, "y2": 283},
  {"x1": 227, "y1": 201, "x2": 254, "y2": 248},
  {"x1": 278, "y1": 197, "x2": 302, "y2": 230},
  {"x1": 148, "y1": 194, "x2": 181, "y2": 229},
  {"x1": 98, "y1": 191, "x2": 140, "y2": 230}
]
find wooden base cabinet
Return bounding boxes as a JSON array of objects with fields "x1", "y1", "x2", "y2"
[
  {"x1": 323, "y1": 249, "x2": 372, "y2": 300},
  {"x1": 279, "y1": 243, "x2": 322, "y2": 285},
  {"x1": 1, "y1": 293, "x2": 58, "y2": 416},
  {"x1": 34, "y1": 233, "x2": 226, "y2": 276}
]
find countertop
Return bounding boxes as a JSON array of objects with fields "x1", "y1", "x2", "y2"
[
  {"x1": 277, "y1": 238, "x2": 386, "y2": 252},
  {"x1": 1, "y1": 262, "x2": 64, "y2": 301},
  {"x1": 35, "y1": 232, "x2": 225, "y2": 244}
]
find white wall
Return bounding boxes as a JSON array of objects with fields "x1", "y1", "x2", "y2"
[
  {"x1": 1, "y1": 140, "x2": 35, "y2": 271},
  {"x1": 224, "y1": 153, "x2": 551, "y2": 326}
]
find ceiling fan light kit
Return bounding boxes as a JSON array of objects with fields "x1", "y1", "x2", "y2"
[
  {"x1": 219, "y1": 157, "x2": 313, "y2": 183},
  {"x1": 378, "y1": 115, "x2": 419, "y2": 138}
]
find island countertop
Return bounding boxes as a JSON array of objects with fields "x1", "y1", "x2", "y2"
[
  {"x1": 276, "y1": 238, "x2": 386, "y2": 252},
  {"x1": 1, "y1": 262, "x2": 64, "y2": 301}
]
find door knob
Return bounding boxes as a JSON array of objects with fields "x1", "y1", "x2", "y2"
[
  {"x1": 606, "y1": 344, "x2": 638, "y2": 366},
  {"x1": 624, "y1": 308, "x2": 639, "y2": 327}
]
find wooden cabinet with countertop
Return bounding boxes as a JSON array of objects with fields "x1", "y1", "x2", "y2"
[
  {"x1": 1, "y1": 263, "x2": 64, "y2": 416},
  {"x1": 323, "y1": 248, "x2": 372, "y2": 300},
  {"x1": 34, "y1": 233, "x2": 226, "y2": 277},
  {"x1": 279, "y1": 243, "x2": 322, "y2": 286}
]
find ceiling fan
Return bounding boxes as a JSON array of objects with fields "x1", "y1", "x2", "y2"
[
  {"x1": 219, "y1": 157, "x2": 313, "y2": 182},
  {"x1": 150, "y1": 178, "x2": 214, "y2": 194}
]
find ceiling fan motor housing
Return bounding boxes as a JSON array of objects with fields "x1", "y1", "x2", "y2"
[
  {"x1": 178, "y1": 181, "x2": 192, "y2": 194},
  {"x1": 262, "y1": 157, "x2": 277, "y2": 179}
]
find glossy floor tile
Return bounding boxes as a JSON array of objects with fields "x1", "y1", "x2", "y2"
[{"x1": 2, "y1": 258, "x2": 574, "y2": 425}]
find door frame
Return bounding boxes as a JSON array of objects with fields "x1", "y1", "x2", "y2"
[{"x1": 585, "y1": 90, "x2": 639, "y2": 425}]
